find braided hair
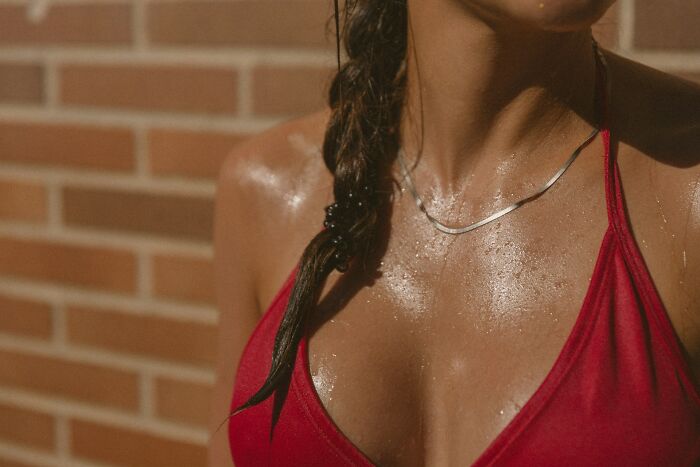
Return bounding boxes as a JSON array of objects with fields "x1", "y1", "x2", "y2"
[{"x1": 223, "y1": 0, "x2": 408, "y2": 433}]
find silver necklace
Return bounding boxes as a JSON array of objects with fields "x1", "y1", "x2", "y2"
[{"x1": 396, "y1": 41, "x2": 607, "y2": 235}]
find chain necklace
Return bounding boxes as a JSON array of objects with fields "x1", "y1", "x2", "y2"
[{"x1": 396, "y1": 39, "x2": 607, "y2": 235}]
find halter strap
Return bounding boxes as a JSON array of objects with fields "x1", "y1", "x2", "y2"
[{"x1": 597, "y1": 44, "x2": 625, "y2": 233}]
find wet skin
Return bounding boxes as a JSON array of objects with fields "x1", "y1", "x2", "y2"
[{"x1": 208, "y1": 2, "x2": 700, "y2": 466}]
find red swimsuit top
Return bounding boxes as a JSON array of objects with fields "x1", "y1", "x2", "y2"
[{"x1": 227, "y1": 49, "x2": 700, "y2": 466}]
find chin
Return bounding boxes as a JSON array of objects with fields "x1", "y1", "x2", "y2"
[{"x1": 466, "y1": 0, "x2": 616, "y2": 32}]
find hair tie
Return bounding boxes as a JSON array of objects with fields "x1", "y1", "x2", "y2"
[{"x1": 323, "y1": 183, "x2": 374, "y2": 272}]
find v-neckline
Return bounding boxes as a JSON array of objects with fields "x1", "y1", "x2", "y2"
[
  {"x1": 285, "y1": 38, "x2": 614, "y2": 467},
  {"x1": 292, "y1": 221, "x2": 617, "y2": 466}
]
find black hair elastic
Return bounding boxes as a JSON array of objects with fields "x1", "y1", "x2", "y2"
[{"x1": 323, "y1": 183, "x2": 374, "y2": 272}]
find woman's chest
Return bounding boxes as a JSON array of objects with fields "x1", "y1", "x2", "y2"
[
  {"x1": 305, "y1": 215, "x2": 608, "y2": 465},
  {"x1": 306, "y1": 306, "x2": 576, "y2": 466},
  {"x1": 302, "y1": 228, "x2": 700, "y2": 466}
]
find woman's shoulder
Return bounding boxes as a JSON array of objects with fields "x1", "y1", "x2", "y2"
[
  {"x1": 216, "y1": 107, "x2": 334, "y2": 311},
  {"x1": 218, "y1": 107, "x2": 333, "y2": 202},
  {"x1": 605, "y1": 49, "x2": 699, "y2": 158},
  {"x1": 605, "y1": 50, "x2": 700, "y2": 347},
  {"x1": 605, "y1": 50, "x2": 699, "y2": 222}
]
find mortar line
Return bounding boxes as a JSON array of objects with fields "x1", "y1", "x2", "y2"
[
  {"x1": 0, "y1": 387, "x2": 209, "y2": 443},
  {"x1": 0, "y1": 47, "x2": 335, "y2": 66},
  {"x1": 55, "y1": 415, "x2": 70, "y2": 460},
  {"x1": 0, "y1": 163, "x2": 216, "y2": 196},
  {"x1": 137, "y1": 248, "x2": 152, "y2": 299},
  {"x1": 45, "y1": 178, "x2": 63, "y2": 231},
  {"x1": 618, "y1": 0, "x2": 635, "y2": 53},
  {"x1": 0, "y1": 333, "x2": 215, "y2": 382},
  {"x1": 140, "y1": 370, "x2": 155, "y2": 418},
  {"x1": 132, "y1": 0, "x2": 147, "y2": 51},
  {"x1": 44, "y1": 57, "x2": 60, "y2": 109},
  {"x1": 0, "y1": 221, "x2": 212, "y2": 255},
  {"x1": 0, "y1": 105, "x2": 283, "y2": 132},
  {"x1": 0, "y1": 278, "x2": 217, "y2": 324}
]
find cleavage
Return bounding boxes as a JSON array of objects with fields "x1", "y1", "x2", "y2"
[{"x1": 305, "y1": 167, "x2": 608, "y2": 465}]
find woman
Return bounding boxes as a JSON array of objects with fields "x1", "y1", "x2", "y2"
[{"x1": 209, "y1": 0, "x2": 700, "y2": 465}]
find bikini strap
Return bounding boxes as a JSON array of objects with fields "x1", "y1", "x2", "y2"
[
  {"x1": 597, "y1": 45, "x2": 700, "y2": 403},
  {"x1": 597, "y1": 43, "x2": 626, "y2": 233}
]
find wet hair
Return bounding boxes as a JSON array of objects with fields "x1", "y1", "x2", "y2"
[{"x1": 218, "y1": 0, "x2": 409, "y2": 433}]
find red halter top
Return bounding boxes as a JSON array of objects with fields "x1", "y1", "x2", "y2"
[{"x1": 227, "y1": 49, "x2": 700, "y2": 466}]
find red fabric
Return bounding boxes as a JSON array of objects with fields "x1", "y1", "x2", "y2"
[{"x1": 227, "y1": 52, "x2": 700, "y2": 466}]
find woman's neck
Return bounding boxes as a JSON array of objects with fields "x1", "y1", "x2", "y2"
[{"x1": 398, "y1": 0, "x2": 599, "y2": 190}]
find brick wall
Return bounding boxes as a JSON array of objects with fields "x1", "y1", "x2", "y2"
[{"x1": 0, "y1": 1, "x2": 696, "y2": 466}]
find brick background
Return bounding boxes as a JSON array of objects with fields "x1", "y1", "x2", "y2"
[{"x1": 0, "y1": 1, "x2": 696, "y2": 466}]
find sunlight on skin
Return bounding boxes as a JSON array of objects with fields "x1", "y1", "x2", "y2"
[{"x1": 311, "y1": 361, "x2": 337, "y2": 402}]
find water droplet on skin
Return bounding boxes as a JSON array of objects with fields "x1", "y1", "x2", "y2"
[
  {"x1": 311, "y1": 365, "x2": 335, "y2": 402},
  {"x1": 655, "y1": 194, "x2": 669, "y2": 225},
  {"x1": 499, "y1": 409, "x2": 505, "y2": 415}
]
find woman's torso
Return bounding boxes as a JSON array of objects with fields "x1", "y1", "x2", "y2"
[{"x1": 228, "y1": 50, "x2": 700, "y2": 465}]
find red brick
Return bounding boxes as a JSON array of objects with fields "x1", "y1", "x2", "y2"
[
  {"x1": 0, "y1": 121, "x2": 135, "y2": 172},
  {"x1": 148, "y1": 128, "x2": 249, "y2": 180},
  {"x1": 155, "y1": 377, "x2": 212, "y2": 428},
  {"x1": 148, "y1": 0, "x2": 333, "y2": 49},
  {"x1": 71, "y1": 419, "x2": 207, "y2": 467},
  {"x1": 0, "y1": 178, "x2": 47, "y2": 223},
  {"x1": 0, "y1": 348, "x2": 139, "y2": 410},
  {"x1": 0, "y1": 294, "x2": 52, "y2": 340},
  {"x1": 252, "y1": 65, "x2": 333, "y2": 116},
  {"x1": 0, "y1": 62, "x2": 44, "y2": 104},
  {"x1": 0, "y1": 3, "x2": 131, "y2": 46},
  {"x1": 66, "y1": 306, "x2": 217, "y2": 366},
  {"x1": 62, "y1": 186, "x2": 214, "y2": 242},
  {"x1": 0, "y1": 402, "x2": 55, "y2": 450},
  {"x1": 151, "y1": 254, "x2": 215, "y2": 305},
  {"x1": 634, "y1": 0, "x2": 700, "y2": 50},
  {"x1": 60, "y1": 64, "x2": 237, "y2": 115},
  {"x1": 0, "y1": 236, "x2": 137, "y2": 293}
]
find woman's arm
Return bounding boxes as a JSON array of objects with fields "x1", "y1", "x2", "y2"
[{"x1": 207, "y1": 145, "x2": 263, "y2": 467}]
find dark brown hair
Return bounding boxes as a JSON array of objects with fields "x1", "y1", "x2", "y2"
[{"x1": 219, "y1": 0, "x2": 408, "y2": 435}]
